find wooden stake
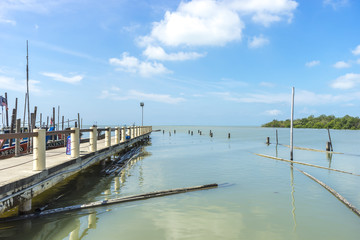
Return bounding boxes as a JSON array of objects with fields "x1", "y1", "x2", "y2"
[
  {"x1": 5, "y1": 92, "x2": 9, "y2": 128},
  {"x1": 290, "y1": 87, "x2": 295, "y2": 160}
]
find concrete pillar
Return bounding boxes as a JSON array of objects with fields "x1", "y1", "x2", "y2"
[
  {"x1": 33, "y1": 129, "x2": 46, "y2": 171},
  {"x1": 131, "y1": 127, "x2": 134, "y2": 139},
  {"x1": 105, "y1": 127, "x2": 111, "y2": 147},
  {"x1": 128, "y1": 127, "x2": 132, "y2": 140},
  {"x1": 121, "y1": 127, "x2": 125, "y2": 142},
  {"x1": 71, "y1": 127, "x2": 80, "y2": 158},
  {"x1": 115, "y1": 127, "x2": 120, "y2": 144},
  {"x1": 90, "y1": 126, "x2": 97, "y2": 152},
  {"x1": 19, "y1": 199, "x2": 32, "y2": 214}
]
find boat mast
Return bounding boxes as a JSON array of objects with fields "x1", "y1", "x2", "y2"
[{"x1": 26, "y1": 40, "x2": 31, "y2": 132}]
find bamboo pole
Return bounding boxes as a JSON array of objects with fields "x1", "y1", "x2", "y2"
[
  {"x1": 290, "y1": 87, "x2": 295, "y2": 160},
  {"x1": 1, "y1": 184, "x2": 218, "y2": 222},
  {"x1": 5, "y1": 92, "x2": 9, "y2": 128}
]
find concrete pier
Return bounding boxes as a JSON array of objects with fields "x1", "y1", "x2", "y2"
[{"x1": 0, "y1": 126, "x2": 152, "y2": 216}]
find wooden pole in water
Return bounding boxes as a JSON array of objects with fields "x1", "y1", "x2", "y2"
[
  {"x1": 26, "y1": 41, "x2": 31, "y2": 134},
  {"x1": 52, "y1": 107, "x2": 55, "y2": 129},
  {"x1": 5, "y1": 92, "x2": 9, "y2": 128},
  {"x1": 327, "y1": 128, "x2": 333, "y2": 152},
  {"x1": 57, "y1": 106, "x2": 60, "y2": 131},
  {"x1": 290, "y1": 87, "x2": 295, "y2": 160},
  {"x1": 15, "y1": 119, "x2": 20, "y2": 157},
  {"x1": 23, "y1": 93, "x2": 27, "y2": 129},
  {"x1": 276, "y1": 129, "x2": 278, "y2": 145}
]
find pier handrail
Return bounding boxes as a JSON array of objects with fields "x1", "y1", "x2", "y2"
[
  {"x1": 46, "y1": 130, "x2": 75, "y2": 136},
  {"x1": 0, "y1": 132, "x2": 38, "y2": 140}
]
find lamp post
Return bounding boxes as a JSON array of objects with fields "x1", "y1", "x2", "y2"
[{"x1": 140, "y1": 102, "x2": 144, "y2": 126}]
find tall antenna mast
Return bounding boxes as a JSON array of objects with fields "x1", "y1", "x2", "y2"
[{"x1": 26, "y1": 40, "x2": 31, "y2": 132}]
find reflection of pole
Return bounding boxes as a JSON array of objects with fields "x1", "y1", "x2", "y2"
[
  {"x1": 290, "y1": 164, "x2": 297, "y2": 232},
  {"x1": 290, "y1": 87, "x2": 295, "y2": 160}
]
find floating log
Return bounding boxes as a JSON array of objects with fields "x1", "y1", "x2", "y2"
[{"x1": 1, "y1": 183, "x2": 218, "y2": 222}]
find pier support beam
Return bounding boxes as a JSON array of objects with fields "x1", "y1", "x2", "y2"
[
  {"x1": 71, "y1": 127, "x2": 80, "y2": 158},
  {"x1": 121, "y1": 127, "x2": 125, "y2": 142},
  {"x1": 105, "y1": 127, "x2": 111, "y2": 147},
  {"x1": 33, "y1": 128, "x2": 46, "y2": 171},
  {"x1": 18, "y1": 198, "x2": 32, "y2": 214},
  {"x1": 115, "y1": 127, "x2": 120, "y2": 144},
  {"x1": 90, "y1": 126, "x2": 97, "y2": 152}
]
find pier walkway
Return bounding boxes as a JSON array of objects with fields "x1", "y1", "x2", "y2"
[{"x1": 0, "y1": 126, "x2": 152, "y2": 216}]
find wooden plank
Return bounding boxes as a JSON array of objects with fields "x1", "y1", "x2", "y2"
[
  {"x1": 0, "y1": 132, "x2": 38, "y2": 139},
  {"x1": 46, "y1": 130, "x2": 74, "y2": 136}
]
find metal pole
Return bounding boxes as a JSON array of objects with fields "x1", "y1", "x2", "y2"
[
  {"x1": 290, "y1": 87, "x2": 295, "y2": 160},
  {"x1": 26, "y1": 41, "x2": 31, "y2": 133},
  {"x1": 140, "y1": 102, "x2": 144, "y2": 126}
]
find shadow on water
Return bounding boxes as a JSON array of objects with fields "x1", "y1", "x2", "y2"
[{"x1": 0, "y1": 141, "x2": 151, "y2": 240}]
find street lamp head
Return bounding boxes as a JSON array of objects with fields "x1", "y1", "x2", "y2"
[{"x1": 140, "y1": 102, "x2": 144, "y2": 107}]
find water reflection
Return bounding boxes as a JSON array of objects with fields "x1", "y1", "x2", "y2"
[
  {"x1": 290, "y1": 164, "x2": 297, "y2": 232},
  {"x1": 0, "y1": 143, "x2": 151, "y2": 239},
  {"x1": 326, "y1": 152, "x2": 333, "y2": 168}
]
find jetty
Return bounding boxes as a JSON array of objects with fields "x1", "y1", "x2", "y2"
[{"x1": 0, "y1": 125, "x2": 152, "y2": 217}]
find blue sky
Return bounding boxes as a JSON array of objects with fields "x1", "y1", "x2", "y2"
[{"x1": 0, "y1": 0, "x2": 360, "y2": 126}]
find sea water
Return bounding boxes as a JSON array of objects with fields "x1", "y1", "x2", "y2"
[{"x1": 1, "y1": 126, "x2": 360, "y2": 240}]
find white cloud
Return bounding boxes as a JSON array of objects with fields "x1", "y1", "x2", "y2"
[
  {"x1": 211, "y1": 89, "x2": 360, "y2": 105},
  {"x1": 323, "y1": 0, "x2": 348, "y2": 9},
  {"x1": 100, "y1": 88, "x2": 185, "y2": 104},
  {"x1": 41, "y1": 72, "x2": 83, "y2": 84},
  {"x1": 352, "y1": 45, "x2": 360, "y2": 55},
  {"x1": 357, "y1": 59, "x2": 360, "y2": 64},
  {"x1": 248, "y1": 35, "x2": 269, "y2": 48},
  {"x1": 305, "y1": 60, "x2": 320, "y2": 67},
  {"x1": 0, "y1": 75, "x2": 41, "y2": 93},
  {"x1": 140, "y1": 0, "x2": 298, "y2": 48},
  {"x1": 0, "y1": 18, "x2": 16, "y2": 25},
  {"x1": 143, "y1": 0, "x2": 243, "y2": 47},
  {"x1": 265, "y1": 109, "x2": 282, "y2": 116},
  {"x1": 143, "y1": 46, "x2": 205, "y2": 61},
  {"x1": 333, "y1": 61, "x2": 351, "y2": 69},
  {"x1": 226, "y1": 0, "x2": 298, "y2": 26},
  {"x1": 330, "y1": 73, "x2": 360, "y2": 89},
  {"x1": 260, "y1": 82, "x2": 275, "y2": 87},
  {"x1": 109, "y1": 52, "x2": 170, "y2": 77}
]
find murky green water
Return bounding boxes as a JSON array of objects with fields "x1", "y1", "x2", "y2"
[{"x1": 1, "y1": 126, "x2": 360, "y2": 239}]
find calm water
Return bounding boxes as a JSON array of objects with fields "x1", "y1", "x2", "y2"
[{"x1": 1, "y1": 126, "x2": 360, "y2": 239}]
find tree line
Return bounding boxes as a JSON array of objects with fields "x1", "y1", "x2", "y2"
[{"x1": 262, "y1": 115, "x2": 360, "y2": 130}]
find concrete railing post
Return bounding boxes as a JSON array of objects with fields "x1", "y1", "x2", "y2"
[
  {"x1": 130, "y1": 127, "x2": 134, "y2": 139},
  {"x1": 128, "y1": 127, "x2": 131, "y2": 140},
  {"x1": 33, "y1": 129, "x2": 46, "y2": 171},
  {"x1": 105, "y1": 127, "x2": 111, "y2": 147},
  {"x1": 90, "y1": 126, "x2": 97, "y2": 152},
  {"x1": 115, "y1": 127, "x2": 120, "y2": 144},
  {"x1": 71, "y1": 127, "x2": 80, "y2": 158},
  {"x1": 121, "y1": 127, "x2": 125, "y2": 142}
]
